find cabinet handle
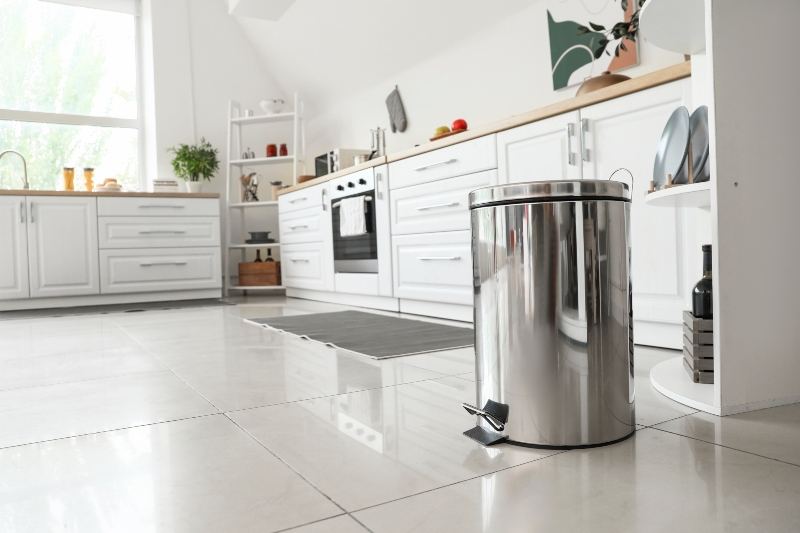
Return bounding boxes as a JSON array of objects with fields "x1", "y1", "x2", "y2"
[
  {"x1": 321, "y1": 188, "x2": 327, "y2": 211},
  {"x1": 138, "y1": 204, "x2": 185, "y2": 209},
  {"x1": 138, "y1": 230, "x2": 187, "y2": 235},
  {"x1": 289, "y1": 224, "x2": 309, "y2": 230},
  {"x1": 416, "y1": 201, "x2": 460, "y2": 211},
  {"x1": 139, "y1": 261, "x2": 188, "y2": 267},
  {"x1": 581, "y1": 118, "x2": 591, "y2": 163},
  {"x1": 376, "y1": 172, "x2": 383, "y2": 200},
  {"x1": 566, "y1": 123, "x2": 577, "y2": 166},
  {"x1": 289, "y1": 197, "x2": 307, "y2": 204},
  {"x1": 290, "y1": 258, "x2": 310, "y2": 263},
  {"x1": 413, "y1": 158, "x2": 457, "y2": 172},
  {"x1": 29, "y1": 202, "x2": 35, "y2": 223},
  {"x1": 418, "y1": 256, "x2": 462, "y2": 261},
  {"x1": 20, "y1": 201, "x2": 25, "y2": 223}
]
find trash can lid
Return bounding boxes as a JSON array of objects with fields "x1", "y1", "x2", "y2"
[{"x1": 469, "y1": 180, "x2": 630, "y2": 209}]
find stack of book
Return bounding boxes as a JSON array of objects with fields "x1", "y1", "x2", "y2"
[
  {"x1": 683, "y1": 310, "x2": 714, "y2": 384},
  {"x1": 152, "y1": 179, "x2": 180, "y2": 193}
]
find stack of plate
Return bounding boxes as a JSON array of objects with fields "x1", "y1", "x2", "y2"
[
  {"x1": 652, "y1": 105, "x2": 710, "y2": 189},
  {"x1": 153, "y1": 179, "x2": 180, "y2": 193}
]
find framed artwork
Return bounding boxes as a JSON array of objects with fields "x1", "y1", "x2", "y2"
[{"x1": 547, "y1": 0, "x2": 640, "y2": 91}]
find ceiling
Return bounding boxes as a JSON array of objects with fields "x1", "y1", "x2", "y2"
[{"x1": 231, "y1": 0, "x2": 533, "y2": 111}]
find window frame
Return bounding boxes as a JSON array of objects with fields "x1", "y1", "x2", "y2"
[{"x1": 0, "y1": 1, "x2": 144, "y2": 190}]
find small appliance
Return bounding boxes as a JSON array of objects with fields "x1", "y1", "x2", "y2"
[{"x1": 315, "y1": 148, "x2": 371, "y2": 177}]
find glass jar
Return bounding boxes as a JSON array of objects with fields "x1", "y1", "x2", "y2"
[
  {"x1": 279, "y1": 143, "x2": 288, "y2": 157},
  {"x1": 266, "y1": 144, "x2": 277, "y2": 158},
  {"x1": 62, "y1": 167, "x2": 75, "y2": 191},
  {"x1": 83, "y1": 168, "x2": 94, "y2": 191}
]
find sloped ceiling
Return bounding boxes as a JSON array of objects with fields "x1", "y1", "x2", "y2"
[{"x1": 230, "y1": 0, "x2": 534, "y2": 111}]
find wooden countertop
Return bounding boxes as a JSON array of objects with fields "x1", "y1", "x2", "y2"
[
  {"x1": 278, "y1": 61, "x2": 691, "y2": 197},
  {"x1": 277, "y1": 157, "x2": 387, "y2": 196},
  {"x1": 0, "y1": 190, "x2": 220, "y2": 198}
]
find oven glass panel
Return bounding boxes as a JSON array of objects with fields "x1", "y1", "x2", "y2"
[{"x1": 332, "y1": 192, "x2": 378, "y2": 263}]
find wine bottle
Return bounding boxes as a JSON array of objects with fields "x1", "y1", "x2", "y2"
[
  {"x1": 265, "y1": 249, "x2": 275, "y2": 262},
  {"x1": 692, "y1": 244, "x2": 712, "y2": 318},
  {"x1": 254, "y1": 250, "x2": 263, "y2": 263}
]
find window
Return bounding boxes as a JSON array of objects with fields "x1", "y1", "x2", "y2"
[{"x1": 0, "y1": 0, "x2": 140, "y2": 190}]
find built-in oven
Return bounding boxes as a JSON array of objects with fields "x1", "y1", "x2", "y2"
[{"x1": 330, "y1": 173, "x2": 378, "y2": 273}]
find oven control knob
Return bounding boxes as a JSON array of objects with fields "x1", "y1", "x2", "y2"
[
  {"x1": 336, "y1": 185, "x2": 345, "y2": 191},
  {"x1": 347, "y1": 182, "x2": 355, "y2": 188},
  {"x1": 358, "y1": 178, "x2": 367, "y2": 185}
]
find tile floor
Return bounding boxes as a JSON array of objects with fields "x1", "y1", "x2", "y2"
[{"x1": 1, "y1": 297, "x2": 799, "y2": 532}]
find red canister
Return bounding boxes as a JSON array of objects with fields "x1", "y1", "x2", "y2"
[
  {"x1": 279, "y1": 143, "x2": 288, "y2": 157},
  {"x1": 266, "y1": 143, "x2": 277, "y2": 157}
]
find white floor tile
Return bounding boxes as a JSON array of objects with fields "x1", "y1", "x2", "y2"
[
  {"x1": 0, "y1": 415, "x2": 341, "y2": 532},
  {"x1": 354, "y1": 428, "x2": 800, "y2": 532},
  {"x1": 231, "y1": 376, "x2": 557, "y2": 511},
  {"x1": 0, "y1": 371, "x2": 216, "y2": 448},
  {"x1": 285, "y1": 515, "x2": 368, "y2": 533}
]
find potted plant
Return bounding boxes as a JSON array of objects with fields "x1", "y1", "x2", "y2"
[{"x1": 169, "y1": 138, "x2": 219, "y2": 193}]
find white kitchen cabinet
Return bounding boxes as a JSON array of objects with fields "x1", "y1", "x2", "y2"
[
  {"x1": 282, "y1": 242, "x2": 334, "y2": 292},
  {"x1": 99, "y1": 247, "x2": 221, "y2": 294},
  {"x1": 27, "y1": 196, "x2": 100, "y2": 298},
  {"x1": 390, "y1": 170, "x2": 496, "y2": 235},
  {"x1": 579, "y1": 79, "x2": 707, "y2": 348},
  {"x1": 497, "y1": 111, "x2": 582, "y2": 184},
  {"x1": 0, "y1": 197, "x2": 29, "y2": 300},
  {"x1": 392, "y1": 230, "x2": 473, "y2": 306},
  {"x1": 98, "y1": 216, "x2": 220, "y2": 249}
]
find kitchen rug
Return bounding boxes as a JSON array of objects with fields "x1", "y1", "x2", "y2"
[
  {"x1": 246, "y1": 310, "x2": 474, "y2": 359},
  {"x1": 0, "y1": 299, "x2": 231, "y2": 320}
]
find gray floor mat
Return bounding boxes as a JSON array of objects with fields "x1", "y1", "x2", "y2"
[{"x1": 246, "y1": 310, "x2": 474, "y2": 359}]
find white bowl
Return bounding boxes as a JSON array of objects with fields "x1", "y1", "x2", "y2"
[{"x1": 259, "y1": 98, "x2": 286, "y2": 115}]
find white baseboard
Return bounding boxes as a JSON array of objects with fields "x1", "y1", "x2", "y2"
[
  {"x1": 286, "y1": 288, "x2": 400, "y2": 312},
  {"x1": 399, "y1": 299, "x2": 473, "y2": 323},
  {"x1": 0, "y1": 289, "x2": 222, "y2": 311}
]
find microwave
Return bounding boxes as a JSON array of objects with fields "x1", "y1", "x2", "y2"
[{"x1": 315, "y1": 148, "x2": 371, "y2": 177}]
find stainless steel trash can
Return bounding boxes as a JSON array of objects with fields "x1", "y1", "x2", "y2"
[{"x1": 463, "y1": 180, "x2": 634, "y2": 449}]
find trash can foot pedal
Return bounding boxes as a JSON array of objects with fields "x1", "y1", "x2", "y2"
[
  {"x1": 462, "y1": 400, "x2": 509, "y2": 431},
  {"x1": 464, "y1": 426, "x2": 507, "y2": 446}
]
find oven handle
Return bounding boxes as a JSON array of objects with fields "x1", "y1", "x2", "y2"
[{"x1": 331, "y1": 197, "x2": 373, "y2": 209}]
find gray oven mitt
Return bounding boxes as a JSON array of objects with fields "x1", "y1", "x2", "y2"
[{"x1": 385, "y1": 85, "x2": 407, "y2": 133}]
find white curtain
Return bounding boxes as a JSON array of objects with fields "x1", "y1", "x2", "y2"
[{"x1": 38, "y1": 0, "x2": 139, "y2": 15}]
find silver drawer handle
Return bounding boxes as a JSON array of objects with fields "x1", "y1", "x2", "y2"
[
  {"x1": 138, "y1": 204, "x2": 186, "y2": 209},
  {"x1": 416, "y1": 201, "x2": 460, "y2": 211},
  {"x1": 413, "y1": 158, "x2": 457, "y2": 172},
  {"x1": 418, "y1": 256, "x2": 462, "y2": 261},
  {"x1": 138, "y1": 230, "x2": 187, "y2": 235},
  {"x1": 290, "y1": 258, "x2": 310, "y2": 263},
  {"x1": 289, "y1": 197, "x2": 308, "y2": 204},
  {"x1": 289, "y1": 224, "x2": 309, "y2": 230},
  {"x1": 140, "y1": 261, "x2": 188, "y2": 267}
]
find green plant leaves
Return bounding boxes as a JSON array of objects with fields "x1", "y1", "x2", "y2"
[{"x1": 169, "y1": 137, "x2": 219, "y2": 182}]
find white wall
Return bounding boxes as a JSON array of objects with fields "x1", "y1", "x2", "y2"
[{"x1": 305, "y1": 2, "x2": 684, "y2": 159}]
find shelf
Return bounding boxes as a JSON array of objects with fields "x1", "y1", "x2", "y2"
[
  {"x1": 645, "y1": 182, "x2": 710, "y2": 208},
  {"x1": 228, "y1": 200, "x2": 278, "y2": 208},
  {"x1": 230, "y1": 156, "x2": 297, "y2": 166},
  {"x1": 229, "y1": 285, "x2": 285, "y2": 291},
  {"x1": 230, "y1": 112, "x2": 295, "y2": 125},
  {"x1": 639, "y1": 0, "x2": 706, "y2": 55},
  {"x1": 650, "y1": 357, "x2": 719, "y2": 415},
  {"x1": 228, "y1": 243, "x2": 280, "y2": 249}
]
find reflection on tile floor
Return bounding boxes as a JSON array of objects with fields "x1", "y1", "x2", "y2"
[{"x1": 0, "y1": 296, "x2": 798, "y2": 532}]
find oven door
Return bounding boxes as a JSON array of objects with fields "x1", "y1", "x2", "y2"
[{"x1": 331, "y1": 191, "x2": 378, "y2": 273}]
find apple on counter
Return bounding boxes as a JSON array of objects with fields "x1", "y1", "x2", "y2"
[
  {"x1": 434, "y1": 125, "x2": 450, "y2": 136},
  {"x1": 430, "y1": 119, "x2": 468, "y2": 141},
  {"x1": 451, "y1": 118, "x2": 468, "y2": 131}
]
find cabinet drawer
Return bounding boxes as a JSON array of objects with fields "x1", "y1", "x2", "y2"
[
  {"x1": 279, "y1": 206, "x2": 326, "y2": 244},
  {"x1": 281, "y1": 242, "x2": 329, "y2": 291},
  {"x1": 392, "y1": 231, "x2": 473, "y2": 305},
  {"x1": 99, "y1": 247, "x2": 221, "y2": 294},
  {"x1": 389, "y1": 135, "x2": 497, "y2": 190},
  {"x1": 390, "y1": 170, "x2": 495, "y2": 235},
  {"x1": 278, "y1": 186, "x2": 325, "y2": 214},
  {"x1": 97, "y1": 197, "x2": 219, "y2": 217},
  {"x1": 98, "y1": 217, "x2": 220, "y2": 249}
]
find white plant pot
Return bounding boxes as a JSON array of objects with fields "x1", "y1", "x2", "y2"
[{"x1": 185, "y1": 181, "x2": 202, "y2": 193}]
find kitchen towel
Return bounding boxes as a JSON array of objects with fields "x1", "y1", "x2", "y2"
[{"x1": 339, "y1": 195, "x2": 367, "y2": 237}]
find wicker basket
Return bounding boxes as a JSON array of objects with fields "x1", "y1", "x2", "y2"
[{"x1": 238, "y1": 261, "x2": 281, "y2": 286}]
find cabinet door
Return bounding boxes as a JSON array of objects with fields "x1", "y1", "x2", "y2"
[
  {"x1": 497, "y1": 111, "x2": 581, "y2": 184},
  {"x1": 27, "y1": 196, "x2": 100, "y2": 298},
  {"x1": 580, "y1": 80, "x2": 709, "y2": 348},
  {"x1": 0, "y1": 197, "x2": 29, "y2": 300}
]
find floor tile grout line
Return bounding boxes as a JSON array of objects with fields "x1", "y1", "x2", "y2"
[
  {"x1": 0, "y1": 367, "x2": 169, "y2": 395},
  {"x1": 221, "y1": 372, "x2": 471, "y2": 416},
  {"x1": 649, "y1": 425, "x2": 800, "y2": 469},
  {"x1": 0, "y1": 411, "x2": 221, "y2": 452},
  {"x1": 640, "y1": 411, "x2": 698, "y2": 428},
  {"x1": 222, "y1": 412, "x2": 351, "y2": 518},
  {"x1": 347, "y1": 450, "x2": 570, "y2": 517},
  {"x1": 271, "y1": 513, "x2": 350, "y2": 533}
]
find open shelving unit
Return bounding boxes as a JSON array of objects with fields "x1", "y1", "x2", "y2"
[
  {"x1": 645, "y1": 182, "x2": 711, "y2": 209},
  {"x1": 222, "y1": 93, "x2": 305, "y2": 296}
]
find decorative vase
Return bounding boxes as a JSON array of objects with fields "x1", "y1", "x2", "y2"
[{"x1": 186, "y1": 181, "x2": 202, "y2": 193}]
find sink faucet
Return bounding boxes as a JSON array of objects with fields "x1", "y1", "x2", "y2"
[{"x1": 0, "y1": 150, "x2": 29, "y2": 189}]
